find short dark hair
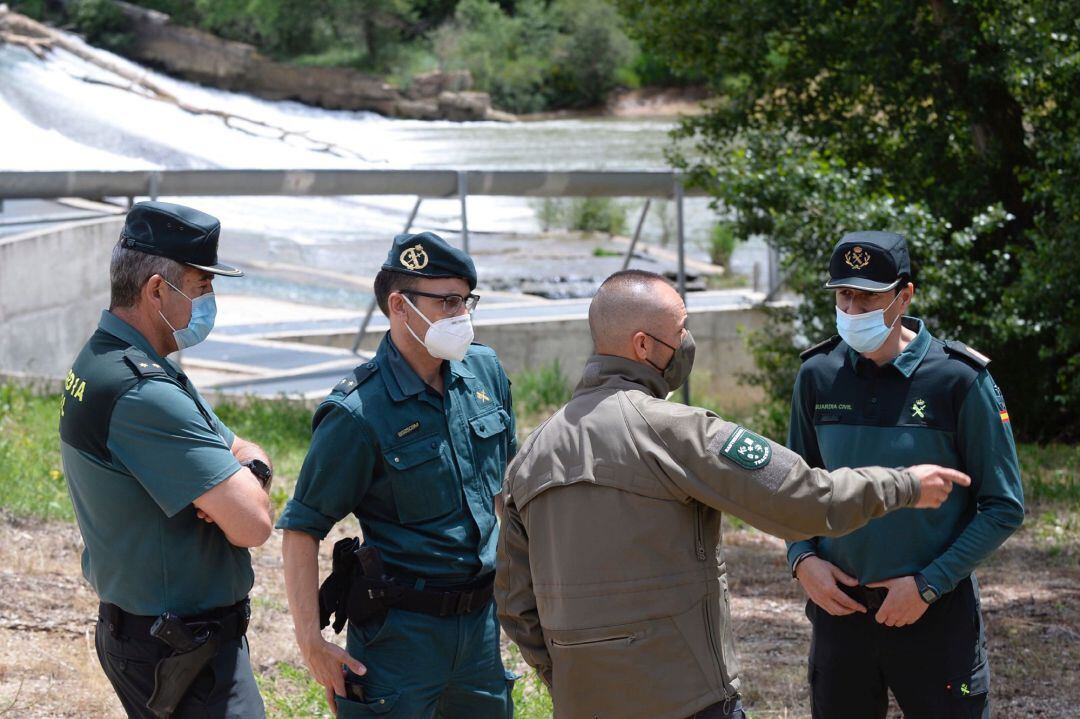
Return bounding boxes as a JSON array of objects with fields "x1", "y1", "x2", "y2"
[{"x1": 373, "y1": 269, "x2": 421, "y2": 316}]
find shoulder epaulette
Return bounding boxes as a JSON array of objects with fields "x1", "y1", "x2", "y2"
[
  {"x1": 799, "y1": 335, "x2": 842, "y2": 362},
  {"x1": 121, "y1": 348, "x2": 168, "y2": 378},
  {"x1": 943, "y1": 340, "x2": 991, "y2": 369},
  {"x1": 331, "y1": 361, "x2": 379, "y2": 396}
]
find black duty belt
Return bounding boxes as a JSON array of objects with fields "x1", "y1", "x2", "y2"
[
  {"x1": 319, "y1": 538, "x2": 494, "y2": 633},
  {"x1": 380, "y1": 573, "x2": 495, "y2": 618},
  {"x1": 839, "y1": 585, "x2": 889, "y2": 613},
  {"x1": 99, "y1": 598, "x2": 250, "y2": 642}
]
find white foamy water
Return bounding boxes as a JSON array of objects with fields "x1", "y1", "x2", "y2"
[{"x1": 0, "y1": 30, "x2": 769, "y2": 292}]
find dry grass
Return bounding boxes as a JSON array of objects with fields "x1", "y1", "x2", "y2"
[{"x1": 0, "y1": 501, "x2": 1075, "y2": 718}]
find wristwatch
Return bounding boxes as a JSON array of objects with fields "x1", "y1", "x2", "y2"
[
  {"x1": 914, "y1": 573, "x2": 940, "y2": 604},
  {"x1": 243, "y1": 459, "x2": 273, "y2": 490}
]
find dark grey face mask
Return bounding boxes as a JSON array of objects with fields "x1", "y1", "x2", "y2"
[{"x1": 645, "y1": 329, "x2": 696, "y2": 392}]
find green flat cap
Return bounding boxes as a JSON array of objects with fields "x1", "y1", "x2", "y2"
[
  {"x1": 120, "y1": 201, "x2": 243, "y2": 277},
  {"x1": 382, "y1": 232, "x2": 476, "y2": 289}
]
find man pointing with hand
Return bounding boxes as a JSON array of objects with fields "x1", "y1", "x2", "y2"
[{"x1": 495, "y1": 270, "x2": 971, "y2": 719}]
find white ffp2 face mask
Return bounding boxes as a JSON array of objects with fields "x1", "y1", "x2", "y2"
[
  {"x1": 402, "y1": 295, "x2": 474, "y2": 361},
  {"x1": 835, "y1": 292, "x2": 902, "y2": 353}
]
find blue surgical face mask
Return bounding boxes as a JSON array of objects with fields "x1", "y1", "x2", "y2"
[
  {"x1": 160, "y1": 279, "x2": 216, "y2": 350},
  {"x1": 835, "y1": 292, "x2": 902, "y2": 353}
]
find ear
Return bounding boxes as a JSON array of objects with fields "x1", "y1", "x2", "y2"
[
  {"x1": 143, "y1": 274, "x2": 166, "y2": 307},
  {"x1": 900, "y1": 282, "x2": 915, "y2": 309},
  {"x1": 388, "y1": 292, "x2": 407, "y2": 318},
  {"x1": 631, "y1": 331, "x2": 650, "y2": 361}
]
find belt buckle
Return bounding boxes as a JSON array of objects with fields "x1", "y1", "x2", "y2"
[{"x1": 455, "y1": 590, "x2": 474, "y2": 614}]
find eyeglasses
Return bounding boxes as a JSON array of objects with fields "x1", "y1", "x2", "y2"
[{"x1": 403, "y1": 290, "x2": 480, "y2": 314}]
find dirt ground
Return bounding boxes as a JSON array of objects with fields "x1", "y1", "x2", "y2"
[{"x1": 0, "y1": 510, "x2": 1075, "y2": 718}]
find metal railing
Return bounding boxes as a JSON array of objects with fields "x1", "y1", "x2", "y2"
[{"x1": 0, "y1": 168, "x2": 755, "y2": 404}]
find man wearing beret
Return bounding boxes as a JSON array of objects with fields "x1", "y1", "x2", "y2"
[
  {"x1": 280, "y1": 232, "x2": 518, "y2": 717},
  {"x1": 787, "y1": 231, "x2": 1025, "y2": 717},
  {"x1": 59, "y1": 201, "x2": 275, "y2": 718}
]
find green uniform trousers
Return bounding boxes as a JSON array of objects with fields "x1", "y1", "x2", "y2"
[{"x1": 338, "y1": 599, "x2": 515, "y2": 718}]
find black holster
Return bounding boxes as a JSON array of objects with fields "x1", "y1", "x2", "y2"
[
  {"x1": 317, "y1": 537, "x2": 495, "y2": 635},
  {"x1": 146, "y1": 626, "x2": 221, "y2": 719},
  {"x1": 319, "y1": 537, "x2": 394, "y2": 633},
  {"x1": 143, "y1": 601, "x2": 249, "y2": 719}
]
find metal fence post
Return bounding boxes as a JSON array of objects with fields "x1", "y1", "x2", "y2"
[
  {"x1": 621, "y1": 199, "x2": 652, "y2": 271},
  {"x1": 675, "y1": 177, "x2": 690, "y2": 406},
  {"x1": 457, "y1": 171, "x2": 469, "y2": 254},
  {"x1": 404, "y1": 197, "x2": 422, "y2": 234}
]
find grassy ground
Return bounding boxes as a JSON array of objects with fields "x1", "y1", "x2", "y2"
[{"x1": 0, "y1": 379, "x2": 1077, "y2": 717}]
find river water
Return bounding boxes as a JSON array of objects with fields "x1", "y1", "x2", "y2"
[{"x1": 1, "y1": 33, "x2": 766, "y2": 303}]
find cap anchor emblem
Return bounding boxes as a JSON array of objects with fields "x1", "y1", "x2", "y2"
[
  {"x1": 844, "y1": 245, "x2": 871, "y2": 270},
  {"x1": 400, "y1": 244, "x2": 429, "y2": 271}
]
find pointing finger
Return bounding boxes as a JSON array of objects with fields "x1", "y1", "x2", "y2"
[{"x1": 938, "y1": 467, "x2": 971, "y2": 487}]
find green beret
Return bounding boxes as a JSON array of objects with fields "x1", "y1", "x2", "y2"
[
  {"x1": 382, "y1": 232, "x2": 476, "y2": 290},
  {"x1": 121, "y1": 201, "x2": 242, "y2": 277}
]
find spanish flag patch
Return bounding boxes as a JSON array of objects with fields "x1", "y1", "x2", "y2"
[{"x1": 999, "y1": 410, "x2": 1010, "y2": 423}]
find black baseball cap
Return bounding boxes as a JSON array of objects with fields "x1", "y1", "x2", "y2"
[
  {"x1": 120, "y1": 201, "x2": 243, "y2": 277},
  {"x1": 824, "y1": 231, "x2": 910, "y2": 292},
  {"x1": 382, "y1": 231, "x2": 477, "y2": 290}
]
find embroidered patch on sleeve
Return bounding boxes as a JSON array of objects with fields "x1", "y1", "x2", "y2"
[{"x1": 719, "y1": 426, "x2": 772, "y2": 470}]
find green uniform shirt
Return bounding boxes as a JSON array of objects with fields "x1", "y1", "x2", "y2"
[
  {"x1": 785, "y1": 317, "x2": 1025, "y2": 594},
  {"x1": 59, "y1": 311, "x2": 248, "y2": 616},
  {"x1": 277, "y1": 333, "x2": 516, "y2": 585}
]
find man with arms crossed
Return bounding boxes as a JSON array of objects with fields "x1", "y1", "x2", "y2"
[{"x1": 60, "y1": 201, "x2": 274, "y2": 718}]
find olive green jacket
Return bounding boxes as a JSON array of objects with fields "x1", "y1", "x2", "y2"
[{"x1": 495, "y1": 355, "x2": 921, "y2": 719}]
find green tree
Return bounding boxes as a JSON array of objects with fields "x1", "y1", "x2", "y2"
[
  {"x1": 620, "y1": 0, "x2": 1080, "y2": 440},
  {"x1": 547, "y1": 0, "x2": 635, "y2": 108}
]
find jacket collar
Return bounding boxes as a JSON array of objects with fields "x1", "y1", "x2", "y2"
[
  {"x1": 573, "y1": 354, "x2": 670, "y2": 400},
  {"x1": 378, "y1": 332, "x2": 472, "y2": 402},
  {"x1": 98, "y1": 310, "x2": 181, "y2": 379},
  {"x1": 848, "y1": 316, "x2": 931, "y2": 378}
]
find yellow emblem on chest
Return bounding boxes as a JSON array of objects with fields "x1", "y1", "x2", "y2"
[{"x1": 476, "y1": 390, "x2": 491, "y2": 403}]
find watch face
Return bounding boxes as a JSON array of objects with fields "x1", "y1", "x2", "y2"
[
  {"x1": 246, "y1": 460, "x2": 271, "y2": 480},
  {"x1": 920, "y1": 586, "x2": 938, "y2": 603}
]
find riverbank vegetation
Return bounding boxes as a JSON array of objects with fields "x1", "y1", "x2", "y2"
[
  {"x1": 620, "y1": 0, "x2": 1080, "y2": 442},
  {"x1": 12, "y1": 0, "x2": 701, "y2": 114}
]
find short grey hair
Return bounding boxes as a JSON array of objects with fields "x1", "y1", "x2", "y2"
[
  {"x1": 589, "y1": 270, "x2": 677, "y2": 353},
  {"x1": 109, "y1": 241, "x2": 186, "y2": 309}
]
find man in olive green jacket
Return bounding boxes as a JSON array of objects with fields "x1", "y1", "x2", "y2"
[{"x1": 495, "y1": 270, "x2": 971, "y2": 719}]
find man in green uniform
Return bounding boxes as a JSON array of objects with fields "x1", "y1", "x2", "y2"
[
  {"x1": 496, "y1": 269, "x2": 971, "y2": 719},
  {"x1": 59, "y1": 201, "x2": 275, "y2": 718},
  {"x1": 280, "y1": 232, "x2": 517, "y2": 718},
  {"x1": 787, "y1": 231, "x2": 1025, "y2": 718}
]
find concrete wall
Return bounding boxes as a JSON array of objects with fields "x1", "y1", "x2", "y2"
[
  {"x1": 0, "y1": 217, "x2": 123, "y2": 378},
  {"x1": 472, "y1": 308, "x2": 768, "y2": 409},
  {"x1": 296, "y1": 303, "x2": 770, "y2": 410}
]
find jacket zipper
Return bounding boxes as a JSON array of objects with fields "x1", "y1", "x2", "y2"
[
  {"x1": 703, "y1": 599, "x2": 728, "y2": 686},
  {"x1": 550, "y1": 634, "x2": 635, "y2": 647},
  {"x1": 696, "y1": 505, "x2": 728, "y2": 685},
  {"x1": 694, "y1": 505, "x2": 706, "y2": 560}
]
